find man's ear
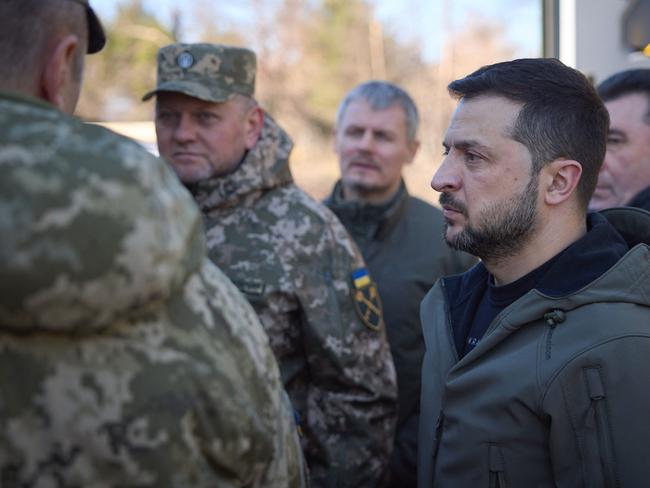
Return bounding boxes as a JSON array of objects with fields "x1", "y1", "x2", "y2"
[
  {"x1": 542, "y1": 159, "x2": 583, "y2": 206},
  {"x1": 41, "y1": 34, "x2": 80, "y2": 110},
  {"x1": 244, "y1": 106, "x2": 265, "y2": 150}
]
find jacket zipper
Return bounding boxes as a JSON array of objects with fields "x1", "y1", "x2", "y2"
[
  {"x1": 584, "y1": 367, "x2": 618, "y2": 487},
  {"x1": 431, "y1": 281, "x2": 454, "y2": 487},
  {"x1": 440, "y1": 280, "x2": 459, "y2": 362},
  {"x1": 429, "y1": 410, "x2": 445, "y2": 487},
  {"x1": 433, "y1": 410, "x2": 444, "y2": 458}
]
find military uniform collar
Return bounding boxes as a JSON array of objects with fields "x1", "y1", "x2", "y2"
[
  {"x1": 188, "y1": 113, "x2": 294, "y2": 212},
  {"x1": 0, "y1": 90, "x2": 67, "y2": 114}
]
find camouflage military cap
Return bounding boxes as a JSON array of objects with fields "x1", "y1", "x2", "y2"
[{"x1": 142, "y1": 43, "x2": 256, "y2": 103}]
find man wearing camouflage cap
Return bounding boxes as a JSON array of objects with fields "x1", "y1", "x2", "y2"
[
  {"x1": 0, "y1": 2, "x2": 306, "y2": 486},
  {"x1": 146, "y1": 42, "x2": 399, "y2": 487}
]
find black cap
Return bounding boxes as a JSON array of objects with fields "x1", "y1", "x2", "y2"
[{"x1": 67, "y1": 0, "x2": 106, "y2": 53}]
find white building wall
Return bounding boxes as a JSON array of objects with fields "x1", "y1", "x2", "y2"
[{"x1": 558, "y1": 0, "x2": 650, "y2": 83}]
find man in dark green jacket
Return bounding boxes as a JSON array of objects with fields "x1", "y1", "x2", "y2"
[
  {"x1": 419, "y1": 57, "x2": 650, "y2": 487},
  {"x1": 325, "y1": 81, "x2": 474, "y2": 487}
]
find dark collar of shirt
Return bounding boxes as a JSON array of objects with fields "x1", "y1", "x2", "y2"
[{"x1": 450, "y1": 212, "x2": 629, "y2": 357}]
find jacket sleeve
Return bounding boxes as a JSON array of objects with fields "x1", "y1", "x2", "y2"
[
  {"x1": 294, "y1": 213, "x2": 398, "y2": 487},
  {"x1": 543, "y1": 334, "x2": 650, "y2": 488}
]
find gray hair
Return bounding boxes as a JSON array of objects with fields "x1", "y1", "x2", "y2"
[{"x1": 336, "y1": 81, "x2": 420, "y2": 141}]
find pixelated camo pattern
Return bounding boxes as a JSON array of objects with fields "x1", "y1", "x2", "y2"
[
  {"x1": 0, "y1": 91, "x2": 306, "y2": 487},
  {"x1": 143, "y1": 43, "x2": 256, "y2": 102},
  {"x1": 189, "y1": 113, "x2": 399, "y2": 487}
]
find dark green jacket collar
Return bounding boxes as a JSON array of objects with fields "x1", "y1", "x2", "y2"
[{"x1": 325, "y1": 180, "x2": 408, "y2": 247}]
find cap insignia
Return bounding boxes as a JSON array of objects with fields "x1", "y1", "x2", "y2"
[{"x1": 177, "y1": 51, "x2": 194, "y2": 69}]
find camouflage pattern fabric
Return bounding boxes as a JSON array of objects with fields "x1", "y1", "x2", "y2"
[
  {"x1": 142, "y1": 43, "x2": 256, "y2": 103},
  {"x1": 187, "y1": 113, "x2": 399, "y2": 487},
  {"x1": 0, "y1": 91, "x2": 307, "y2": 488}
]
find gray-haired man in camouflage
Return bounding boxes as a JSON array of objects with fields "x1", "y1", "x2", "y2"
[
  {"x1": 146, "y1": 42, "x2": 399, "y2": 487},
  {"x1": 0, "y1": 2, "x2": 306, "y2": 486}
]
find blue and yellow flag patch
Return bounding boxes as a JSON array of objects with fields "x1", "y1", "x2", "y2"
[
  {"x1": 351, "y1": 268, "x2": 384, "y2": 331},
  {"x1": 352, "y1": 268, "x2": 372, "y2": 289}
]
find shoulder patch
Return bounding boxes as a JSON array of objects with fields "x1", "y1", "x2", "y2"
[{"x1": 351, "y1": 268, "x2": 384, "y2": 331}]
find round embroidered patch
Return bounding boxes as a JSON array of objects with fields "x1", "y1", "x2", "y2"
[{"x1": 177, "y1": 51, "x2": 194, "y2": 69}]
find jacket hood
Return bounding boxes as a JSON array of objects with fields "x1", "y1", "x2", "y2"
[
  {"x1": 626, "y1": 185, "x2": 650, "y2": 212},
  {"x1": 0, "y1": 92, "x2": 204, "y2": 333},
  {"x1": 190, "y1": 113, "x2": 294, "y2": 211},
  {"x1": 601, "y1": 206, "x2": 650, "y2": 247}
]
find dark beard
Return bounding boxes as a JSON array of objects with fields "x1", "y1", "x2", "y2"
[{"x1": 441, "y1": 173, "x2": 539, "y2": 262}]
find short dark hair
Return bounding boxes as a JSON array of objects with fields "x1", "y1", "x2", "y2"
[
  {"x1": 0, "y1": 0, "x2": 86, "y2": 89},
  {"x1": 598, "y1": 68, "x2": 650, "y2": 124},
  {"x1": 448, "y1": 58, "x2": 609, "y2": 211}
]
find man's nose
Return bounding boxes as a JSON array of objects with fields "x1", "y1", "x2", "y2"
[
  {"x1": 356, "y1": 130, "x2": 374, "y2": 152},
  {"x1": 173, "y1": 114, "x2": 196, "y2": 143},
  {"x1": 431, "y1": 155, "x2": 462, "y2": 192}
]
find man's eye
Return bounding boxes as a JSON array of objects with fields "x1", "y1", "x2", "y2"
[
  {"x1": 157, "y1": 112, "x2": 177, "y2": 124},
  {"x1": 465, "y1": 152, "x2": 480, "y2": 162},
  {"x1": 607, "y1": 136, "x2": 624, "y2": 145},
  {"x1": 197, "y1": 113, "x2": 218, "y2": 124}
]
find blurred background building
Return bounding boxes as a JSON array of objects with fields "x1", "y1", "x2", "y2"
[
  {"x1": 87, "y1": 0, "x2": 650, "y2": 203},
  {"x1": 544, "y1": 0, "x2": 650, "y2": 82}
]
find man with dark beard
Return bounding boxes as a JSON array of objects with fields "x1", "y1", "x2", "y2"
[{"x1": 418, "y1": 58, "x2": 650, "y2": 487}]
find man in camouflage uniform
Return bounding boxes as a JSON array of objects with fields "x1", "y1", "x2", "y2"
[
  {"x1": 0, "y1": 2, "x2": 306, "y2": 486},
  {"x1": 146, "y1": 42, "x2": 399, "y2": 487}
]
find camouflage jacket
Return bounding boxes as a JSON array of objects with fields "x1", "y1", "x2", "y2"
[
  {"x1": 0, "y1": 91, "x2": 306, "y2": 488},
  {"x1": 188, "y1": 114, "x2": 398, "y2": 487}
]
